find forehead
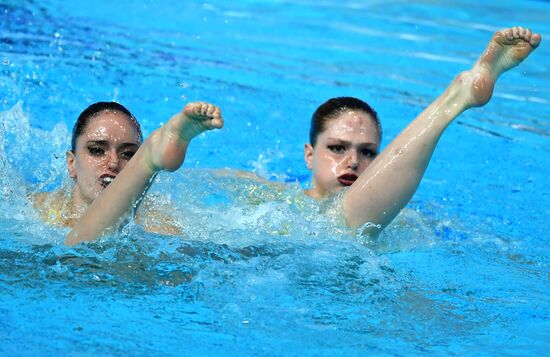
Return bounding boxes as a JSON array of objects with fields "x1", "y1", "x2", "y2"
[
  {"x1": 80, "y1": 111, "x2": 141, "y2": 143},
  {"x1": 321, "y1": 110, "x2": 380, "y2": 140}
]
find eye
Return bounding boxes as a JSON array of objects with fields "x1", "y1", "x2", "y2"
[
  {"x1": 327, "y1": 145, "x2": 346, "y2": 154},
  {"x1": 360, "y1": 148, "x2": 377, "y2": 158},
  {"x1": 120, "y1": 150, "x2": 136, "y2": 160},
  {"x1": 88, "y1": 146, "x2": 105, "y2": 156}
]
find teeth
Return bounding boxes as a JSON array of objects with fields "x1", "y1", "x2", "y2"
[{"x1": 102, "y1": 177, "x2": 113, "y2": 184}]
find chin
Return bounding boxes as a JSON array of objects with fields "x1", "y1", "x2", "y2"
[{"x1": 328, "y1": 185, "x2": 345, "y2": 195}]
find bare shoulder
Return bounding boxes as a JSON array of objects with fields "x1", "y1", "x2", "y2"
[
  {"x1": 30, "y1": 191, "x2": 48, "y2": 207},
  {"x1": 29, "y1": 190, "x2": 67, "y2": 223},
  {"x1": 30, "y1": 191, "x2": 56, "y2": 210},
  {"x1": 136, "y1": 196, "x2": 184, "y2": 236}
]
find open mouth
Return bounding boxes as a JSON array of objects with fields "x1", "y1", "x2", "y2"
[
  {"x1": 337, "y1": 173, "x2": 358, "y2": 187},
  {"x1": 99, "y1": 174, "x2": 116, "y2": 188}
]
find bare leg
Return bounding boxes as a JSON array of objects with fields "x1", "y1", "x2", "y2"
[
  {"x1": 66, "y1": 102, "x2": 223, "y2": 246},
  {"x1": 343, "y1": 27, "x2": 541, "y2": 233}
]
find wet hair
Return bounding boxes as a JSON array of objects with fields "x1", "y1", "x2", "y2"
[
  {"x1": 309, "y1": 97, "x2": 381, "y2": 146},
  {"x1": 70, "y1": 102, "x2": 143, "y2": 152}
]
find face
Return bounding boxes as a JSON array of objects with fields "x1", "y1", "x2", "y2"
[
  {"x1": 305, "y1": 109, "x2": 381, "y2": 198},
  {"x1": 66, "y1": 111, "x2": 141, "y2": 208}
]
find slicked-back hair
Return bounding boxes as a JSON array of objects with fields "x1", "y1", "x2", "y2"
[
  {"x1": 309, "y1": 97, "x2": 381, "y2": 146},
  {"x1": 71, "y1": 102, "x2": 143, "y2": 152}
]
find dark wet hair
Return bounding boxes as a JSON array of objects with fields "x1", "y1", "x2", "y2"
[
  {"x1": 309, "y1": 97, "x2": 381, "y2": 146},
  {"x1": 71, "y1": 102, "x2": 143, "y2": 152}
]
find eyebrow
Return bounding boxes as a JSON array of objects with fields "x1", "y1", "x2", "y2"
[
  {"x1": 326, "y1": 138, "x2": 378, "y2": 147},
  {"x1": 85, "y1": 140, "x2": 139, "y2": 149}
]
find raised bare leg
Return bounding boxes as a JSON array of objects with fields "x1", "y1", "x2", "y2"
[
  {"x1": 66, "y1": 102, "x2": 223, "y2": 245},
  {"x1": 146, "y1": 102, "x2": 223, "y2": 172},
  {"x1": 342, "y1": 27, "x2": 541, "y2": 233}
]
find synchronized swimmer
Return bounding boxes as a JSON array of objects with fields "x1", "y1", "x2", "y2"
[{"x1": 31, "y1": 27, "x2": 541, "y2": 246}]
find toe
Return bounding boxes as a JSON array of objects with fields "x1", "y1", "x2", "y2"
[
  {"x1": 505, "y1": 29, "x2": 513, "y2": 41},
  {"x1": 530, "y1": 33, "x2": 542, "y2": 48},
  {"x1": 213, "y1": 107, "x2": 221, "y2": 118},
  {"x1": 206, "y1": 105, "x2": 215, "y2": 117}
]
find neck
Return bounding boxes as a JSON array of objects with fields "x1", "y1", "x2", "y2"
[{"x1": 304, "y1": 186, "x2": 324, "y2": 200}]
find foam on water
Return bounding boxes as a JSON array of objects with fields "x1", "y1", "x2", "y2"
[
  {"x1": 2, "y1": 103, "x2": 548, "y2": 354},
  {"x1": 1, "y1": 0, "x2": 549, "y2": 354}
]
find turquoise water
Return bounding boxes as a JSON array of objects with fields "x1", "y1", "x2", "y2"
[{"x1": 1, "y1": 0, "x2": 549, "y2": 355}]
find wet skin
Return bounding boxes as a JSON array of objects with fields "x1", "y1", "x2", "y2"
[
  {"x1": 66, "y1": 111, "x2": 142, "y2": 210},
  {"x1": 305, "y1": 110, "x2": 381, "y2": 199}
]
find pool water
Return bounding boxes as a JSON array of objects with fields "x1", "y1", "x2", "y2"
[{"x1": 1, "y1": 0, "x2": 549, "y2": 355}]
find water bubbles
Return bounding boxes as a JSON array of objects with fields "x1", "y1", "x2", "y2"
[
  {"x1": 2, "y1": 58, "x2": 9, "y2": 66},
  {"x1": 112, "y1": 87, "x2": 120, "y2": 101},
  {"x1": 180, "y1": 83, "x2": 190, "y2": 100},
  {"x1": 203, "y1": 3, "x2": 215, "y2": 11}
]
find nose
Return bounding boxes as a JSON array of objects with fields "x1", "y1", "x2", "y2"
[
  {"x1": 347, "y1": 150, "x2": 359, "y2": 170},
  {"x1": 107, "y1": 151, "x2": 120, "y2": 172}
]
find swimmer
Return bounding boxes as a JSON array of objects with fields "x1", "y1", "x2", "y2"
[
  {"x1": 33, "y1": 102, "x2": 143, "y2": 228},
  {"x1": 33, "y1": 101, "x2": 223, "y2": 245},
  {"x1": 48, "y1": 26, "x2": 540, "y2": 245},
  {"x1": 304, "y1": 26, "x2": 541, "y2": 235}
]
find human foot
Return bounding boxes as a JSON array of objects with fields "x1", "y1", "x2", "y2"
[
  {"x1": 177, "y1": 102, "x2": 224, "y2": 142},
  {"x1": 466, "y1": 26, "x2": 541, "y2": 107},
  {"x1": 146, "y1": 102, "x2": 223, "y2": 172}
]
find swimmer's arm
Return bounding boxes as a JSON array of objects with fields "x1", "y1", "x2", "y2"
[
  {"x1": 136, "y1": 198, "x2": 183, "y2": 236},
  {"x1": 218, "y1": 169, "x2": 295, "y2": 194},
  {"x1": 216, "y1": 168, "x2": 269, "y2": 182},
  {"x1": 215, "y1": 168, "x2": 284, "y2": 188}
]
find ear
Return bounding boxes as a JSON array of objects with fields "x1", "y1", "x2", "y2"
[
  {"x1": 304, "y1": 143, "x2": 314, "y2": 170},
  {"x1": 66, "y1": 150, "x2": 77, "y2": 179}
]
